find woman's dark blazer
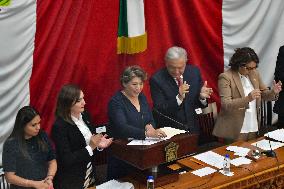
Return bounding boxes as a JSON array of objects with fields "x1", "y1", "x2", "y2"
[
  {"x1": 51, "y1": 112, "x2": 96, "y2": 189},
  {"x1": 108, "y1": 91, "x2": 156, "y2": 139}
]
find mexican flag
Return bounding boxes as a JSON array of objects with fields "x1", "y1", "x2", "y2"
[{"x1": 117, "y1": 0, "x2": 147, "y2": 54}]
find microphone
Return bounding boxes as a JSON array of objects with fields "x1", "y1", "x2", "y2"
[{"x1": 152, "y1": 107, "x2": 190, "y2": 133}]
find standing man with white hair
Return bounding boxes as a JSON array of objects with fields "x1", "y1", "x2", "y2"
[{"x1": 150, "y1": 46, "x2": 213, "y2": 134}]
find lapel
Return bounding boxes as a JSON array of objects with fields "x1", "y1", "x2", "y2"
[
  {"x1": 183, "y1": 65, "x2": 194, "y2": 89},
  {"x1": 232, "y1": 71, "x2": 245, "y2": 97},
  {"x1": 82, "y1": 112, "x2": 95, "y2": 134},
  {"x1": 67, "y1": 121, "x2": 87, "y2": 146},
  {"x1": 164, "y1": 70, "x2": 179, "y2": 95}
]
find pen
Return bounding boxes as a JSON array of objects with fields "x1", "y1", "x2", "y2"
[{"x1": 190, "y1": 158, "x2": 205, "y2": 166}]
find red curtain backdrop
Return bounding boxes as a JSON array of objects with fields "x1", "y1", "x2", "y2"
[{"x1": 30, "y1": 0, "x2": 223, "y2": 134}]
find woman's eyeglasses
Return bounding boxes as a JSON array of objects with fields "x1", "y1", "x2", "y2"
[{"x1": 242, "y1": 65, "x2": 257, "y2": 71}]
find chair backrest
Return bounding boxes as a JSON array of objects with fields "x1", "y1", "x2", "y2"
[
  {"x1": 260, "y1": 99, "x2": 272, "y2": 127},
  {"x1": 0, "y1": 167, "x2": 9, "y2": 189},
  {"x1": 197, "y1": 102, "x2": 218, "y2": 143}
]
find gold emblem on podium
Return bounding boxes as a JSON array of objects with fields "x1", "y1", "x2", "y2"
[{"x1": 165, "y1": 142, "x2": 179, "y2": 162}]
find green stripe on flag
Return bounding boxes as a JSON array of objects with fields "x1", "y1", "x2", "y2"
[
  {"x1": 0, "y1": 0, "x2": 11, "y2": 6},
  {"x1": 118, "y1": 0, "x2": 128, "y2": 37}
]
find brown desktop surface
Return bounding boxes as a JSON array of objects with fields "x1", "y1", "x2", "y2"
[{"x1": 160, "y1": 138, "x2": 284, "y2": 189}]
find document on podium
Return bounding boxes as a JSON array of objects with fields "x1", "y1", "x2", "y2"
[{"x1": 127, "y1": 127, "x2": 186, "y2": 145}]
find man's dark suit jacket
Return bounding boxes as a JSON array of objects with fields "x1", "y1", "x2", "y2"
[
  {"x1": 150, "y1": 64, "x2": 206, "y2": 133},
  {"x1": 51, "y1": 112, "x2": 96, "y2": 189},
  {"x1": 274, "y1": 46, "x2": 284, "y2": 116}
]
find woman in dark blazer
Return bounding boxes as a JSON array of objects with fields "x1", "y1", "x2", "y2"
[
  {"x1": 51, "y1": 84, "x2": 112, "y2": 189},
  {"x1": 107, "y1": 66, "x2": 166, "y2": 180}
]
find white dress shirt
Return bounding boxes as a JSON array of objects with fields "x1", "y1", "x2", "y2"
[
  {"x1": 71, "y1": 114, "x2": 93, "y2": 156},
  {"x1": 239, "y1": 74, "x2": 258, "y2": 133}
]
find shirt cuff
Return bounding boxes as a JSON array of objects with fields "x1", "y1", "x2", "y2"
[
  {"x1": 199, "y1": 98, "x2": 207, "y2": 105},
  {"x1": 86, "y1": 145, "x2": 93, "y2": 156},
  {"x1": 97, "y1": 147, "x2": 104, "y2": 151},
  {"x1": 176, "y1": 95, "x2": 183, "y2": 106}
]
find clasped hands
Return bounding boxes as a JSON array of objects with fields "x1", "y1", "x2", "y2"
[
  {"x1": 248, "y1": 80, "x2": 282, "y2": 102},
  {"x1": 178, "y1": 81, "x2": 213, "y2": 101},
  {"x1": 145, "y1": 124, "x2": 167, "y2": 138},
  {"x1": 200, "y1": 81, "x2": 213, "y2": 99},
  {"x1": 89, "y1": 134, "x2": 113, "y2": 150}
]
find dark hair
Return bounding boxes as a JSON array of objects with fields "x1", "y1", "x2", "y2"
[
  {"x1": 9, "y1": 106, "x2": 47, "y2": 158},
  {"x1": 120, "y1": 65, "x2": 147, "y2": 85},
  {"x1": 229, "y1": 47, "x2": 259, "y2": 70},
  {"x1": 55, "y1": 84, "x2": 81, "y2": 124}
]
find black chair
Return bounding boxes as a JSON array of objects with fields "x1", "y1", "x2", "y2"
[
  {"x1": 259, "y1": 99, "x2": 277, "y2": 135},
  {"x1": 197, "y1": 102, "x2": 223, "y2": 152},
  {"x1": 0, "y1": 167, "x2": 9, "y2": 189},
  {"x1": 260, "y1": 99, "x2": 272, "y2": 127}
]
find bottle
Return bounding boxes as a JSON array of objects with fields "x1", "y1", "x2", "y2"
[
  {"x1": 223, "y1": 154, "x2": 230, "y2": 175},
  {"x1": 147, "y1": 175, "x2": 154, "y2": 189}
]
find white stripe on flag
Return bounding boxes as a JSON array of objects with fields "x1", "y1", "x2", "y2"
[
  {"x1": 126, "y1": 0, "x2": 145, "y2": 37},
  {"x1": 0, "y1": 0, "x2": 36, "y2": 164}
]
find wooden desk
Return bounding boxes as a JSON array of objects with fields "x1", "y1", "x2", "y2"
[
  {"x1": 158, "y1": 139, "x2": 284, "y2": 189},
  {"x1": 110, "y1": 133, "x2": 198, "y2": 170}
]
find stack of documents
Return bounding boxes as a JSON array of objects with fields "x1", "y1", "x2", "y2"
[
  {"x1": 251, "y1": 139, "x2": 284, "y2": 151},
  {"x1": 193, "y1": 151, "x2": 224, "y2": 169},
  {"x1": 191, "y1": 167, "x2": 217, "y2": 177},
  {"x1": 264, "y1": 129, "x2": 284, "y2": 143},
  {"x1": 226, "y1": 146, "x2": 250, "y2": 156},
  {"x1": 97, "y1": 180, "x2": 134, "y2": 189},
  {"x1": 230, "y1": 157, "x2": 252, "y2": 166}
]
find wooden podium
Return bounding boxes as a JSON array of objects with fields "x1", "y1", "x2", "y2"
[{"x1": 109, "y1": 133, "x2": 198, "y2": 186}]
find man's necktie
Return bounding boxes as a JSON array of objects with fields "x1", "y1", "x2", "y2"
[{"x1": 176, "y1": 76, "x2": 183, "y2": 87}]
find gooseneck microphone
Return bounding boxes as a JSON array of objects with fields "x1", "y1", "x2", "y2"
[{"x1": 152, "y1": 107, "x2": 191, "y2": 133}]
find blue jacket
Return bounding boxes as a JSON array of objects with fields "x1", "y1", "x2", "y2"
[{"x1": 108, "y1": 91, "x2": 155, "y2": 139}]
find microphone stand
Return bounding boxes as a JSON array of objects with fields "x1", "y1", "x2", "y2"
[
  {"x1": 261, "y1": 125, "x2": 276, "y2": 158},
  {"x1": 152, "y1": 107, "x2": 191, "y2": 134}
]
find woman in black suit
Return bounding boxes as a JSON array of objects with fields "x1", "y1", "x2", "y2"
[{"x1": 51, "y1": 84, "x2": 112, "y2": 189}]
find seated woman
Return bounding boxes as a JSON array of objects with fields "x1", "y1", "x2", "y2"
[
  {"x1": 213, "y1": 47, "x2": 282, "y2": 142},
  {"x1": 2, "y1": 106, "x2": 57, "y2": 189},
  {"x1": 107, "y1": 65, "x2": 166, "y2": 179},
  {"x1": 51, "y1": 84, "x2": 112, "y2": 189}
]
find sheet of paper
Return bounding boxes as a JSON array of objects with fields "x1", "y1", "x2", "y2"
[
  {"x1": 159, "y1": 127, "x2": 187, "y2": 139},
  {"x1": 97, "y1": 179, "x2": 134, "y2": 189},
  {"x1": 191, "y1": 167, "x2": 217, "y2": 177},
  {"x1": 230, "y1": 157, "x2": 252, "y2": 166},
  {"x1": 264, "y1": 129, "x2": 284, "y2": 143},
  {"x1": 193, "y1": 151, "x2": 224, "y2": 169},
  {"x1": 251, "y1": 139, "x2": 284, "y2": 151},
  {"x1": 226, "y1": 146, "x2": 250, "y2": 157},
  {"x1": 127, "y1": 127, "x2": 186, "y2": 145},
  {"x1": 127, "y1": 138, "x2": 163, "y2": 145}
]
